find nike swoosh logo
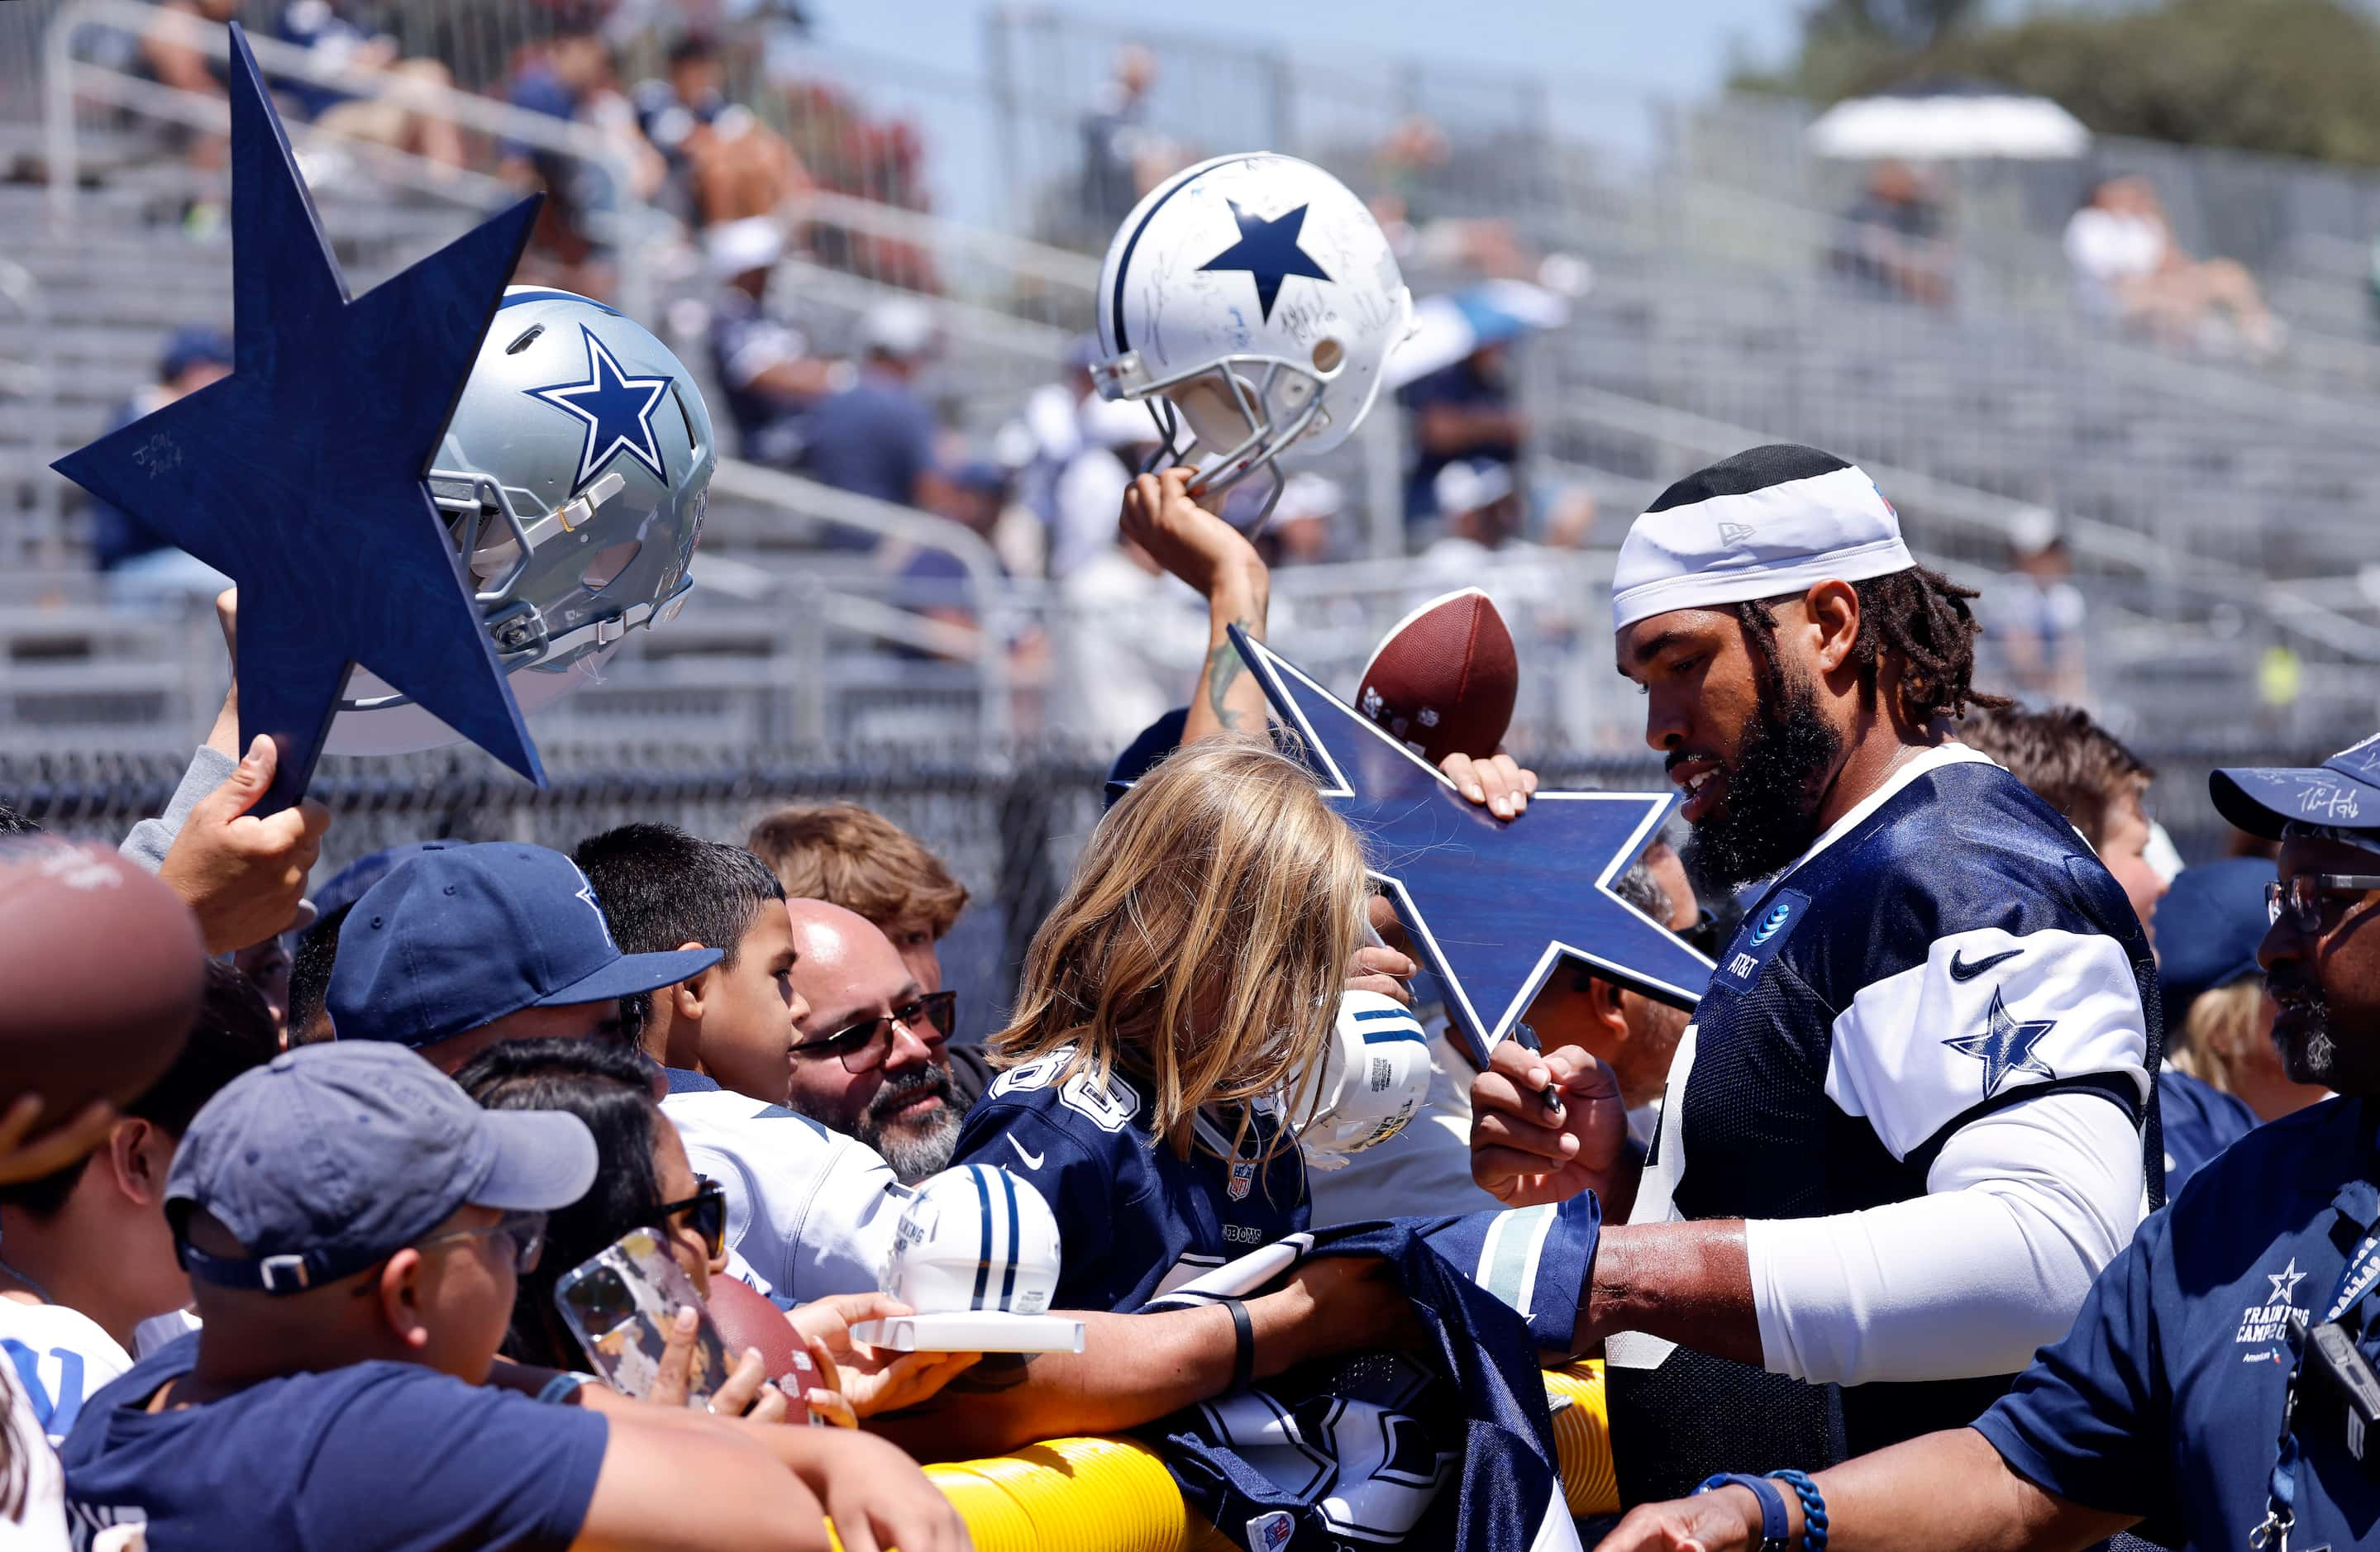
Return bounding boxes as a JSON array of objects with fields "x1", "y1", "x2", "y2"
[
  {"x1": 1948, "y1": 948, "x2": 2021, "y2": 982},
  {"x1": 1007, "y1": 1135, "x2": 1044, "y2": 1170}
]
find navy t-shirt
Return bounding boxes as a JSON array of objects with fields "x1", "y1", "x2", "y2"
[
  {"x1": 1974, "y1": 1097, "x2": 2377, "y2": 1551},
  {"x1": 798, "y1": 370, "x2": 937, "y2": 509},
  {"x1": 60, "y1": 1333, "x2": 608, "y2": 1550},
  {"x1": 2156, "y1": 1065, "x2": 2258, "y2": 1195}
]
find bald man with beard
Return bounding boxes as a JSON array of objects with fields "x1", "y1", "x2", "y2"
[{"x1": 779, "y1": 901, "x2": 966, "y2": 1185}]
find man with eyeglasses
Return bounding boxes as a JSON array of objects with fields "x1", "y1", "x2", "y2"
[
  {"x1": 776, "y1": 901, "x2": 964, "y2": 1186},
  {"x1": 1594, "y1": 731, "x2": 2380, "y2": 1552},
  {"x1": 57, "y1": 1043, "x2": 968, "y2": 1552}
]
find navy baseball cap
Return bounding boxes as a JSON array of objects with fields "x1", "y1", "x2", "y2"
[
  {"x1": 169, "y1": 1043, "x2": 596, "y2": 1294},
  {"x1": 159, "y1": 325, "x2": 232, "y2": 383},
  {"x1": 2211, "y1": 731, "x2": 2380, "y2": 843},
  {"x1": 2153, "y1": 858, "x2": 2277, "y2": 1023},
  {"x1": 327, "y1": 841, "x2": 721, "y2": 1050}
]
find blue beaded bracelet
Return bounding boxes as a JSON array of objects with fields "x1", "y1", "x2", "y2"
[{"x1": 1765, "y1": 1469, "x2": 1828, "y2": 1552}]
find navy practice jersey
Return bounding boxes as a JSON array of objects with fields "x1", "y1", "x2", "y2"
[
  {"x1": 1609, "y1": 746, "x2": 2162, "y2": 1501},
  {"x1": 949, "y1": 1045, "x2": 1311, "y2": 1312}
]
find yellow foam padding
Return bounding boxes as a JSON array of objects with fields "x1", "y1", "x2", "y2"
[
  {"x1": 926, "y1": 1361, "x2": 1618, "y2": 1546},
  {"x1": 1543, "y1": 1359, "x2": 1620, "y2": 1516}
]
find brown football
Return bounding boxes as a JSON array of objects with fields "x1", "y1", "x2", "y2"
[
  {"x1": 706, "y1": 1273, "x2": 808, "y2": 1388},
  {"x1": 0, "y1": 840, "x2": 206, "y2": 1133},
  {"x1": 1354, "y1": 587, "x2": 1519, "y2": 764}
]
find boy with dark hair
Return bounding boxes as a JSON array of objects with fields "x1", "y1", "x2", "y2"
[
  {"x1": 0, "y1": 962, "x2": 279, "y2": 1443},
  {"x1": 1957, "y1": 703, "x2": 2168, "y2": 939},
  {"x1": 570, "y1": 823, "x2": 802, "y2": 1093}
]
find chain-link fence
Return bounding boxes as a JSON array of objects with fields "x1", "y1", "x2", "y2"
[{"x1": 2, "y1": 736, "x2": 2328, "y2": 1035}]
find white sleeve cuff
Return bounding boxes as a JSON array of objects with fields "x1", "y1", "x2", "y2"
[{"x1": 1748, "y1": 1089, "x2": 2144, "y2": 1386}]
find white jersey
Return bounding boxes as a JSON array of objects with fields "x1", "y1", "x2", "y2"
[{"x1": 660, "y1": 1091, "x2": 913, "y2": 1304}]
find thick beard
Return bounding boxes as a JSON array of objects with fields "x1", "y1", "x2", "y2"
[
  {"x1": 2271, "y1": 980, "x2": 2339, "y2": 1088},
  {"x1": 1680, "y1": 661, "x2": 1845, "y2": 897},
  {"x1": 851, "y1": 1064, "x2": 966, "y2": 1185}
]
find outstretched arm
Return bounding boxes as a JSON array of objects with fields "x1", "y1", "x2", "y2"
[
  {"x1": 1119, "y1": 467, "x2": 1271, "y2": 744},
  {"x1": 1594, "y1": 1426, "x2": 2134, "y2": 1552},
  {"x1": 866, "y1": 1255, "x2": 1421, "y2": 1461}
]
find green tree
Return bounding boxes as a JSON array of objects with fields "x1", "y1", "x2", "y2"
[{"x1": 1741, "y1": 0, "x2": 2380, "y2": 168}]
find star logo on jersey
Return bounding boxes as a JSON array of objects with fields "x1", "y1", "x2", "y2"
[
  {"x1": 49, "y1": 23, "x2": 544, "y2": 813},
  {"x1": 1200, "y1": 201, "x2": 1332, "y2": 322},
  {"x1": 1943, "y1": 988, "x2": 2057, "y2": 1098},
  {"x1": 525, "y1": 324, "x2": 673, "y2": 485},
  {"x1": 1227, "y1": 627, "x2": 1711, "y2": 1068},
  {"x1": 2268, "y1": 1259, "x2": 2309, "y2": 1305}
]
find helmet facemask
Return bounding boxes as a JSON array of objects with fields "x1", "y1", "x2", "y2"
[{"x1": 1095, "y1": 343, "x2": 1340, "y2": 531}]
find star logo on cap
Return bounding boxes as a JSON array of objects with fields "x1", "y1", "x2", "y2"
[
  {"x1": 1200, "y1": 201, "x2": 1332, "y2": 323},
  {"x1": 1943, "y1": 988, "x2": 2057, "y2": 1098},
  {"x1": 1226, "y1": 626, "x2": 1710, "y2": 1067},
  {"x1": 525, "y1": 325, "x2": 673, "y2": 486}
]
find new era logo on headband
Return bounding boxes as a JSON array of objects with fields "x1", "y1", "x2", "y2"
[{"x1": 1718, "y1": 522, "x2": 1756, "y2": 547}]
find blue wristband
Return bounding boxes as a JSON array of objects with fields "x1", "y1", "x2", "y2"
[
  {"x1": 1766, "y1": 1469, "x2": 1828, "y2": 1552},
  {"x1": 1695, "y1": 1472, "x2": 1789, "y2": 1552}
]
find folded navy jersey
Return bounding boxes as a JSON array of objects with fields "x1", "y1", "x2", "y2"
[
  {"x1": 1612, "y1": 745, "x2": 2163, "y2": 1499},
  {"x1": 1141, "y1": 1208, "x2": 1600, "y2": 1550},
  {"x1": 948, "y1": 1045, "x2": 1311, "y2": 1313}
]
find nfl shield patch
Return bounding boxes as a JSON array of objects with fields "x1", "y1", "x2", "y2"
[{"x1": 1228, "y1": 1157, "x2": 1257, "y2": 1202}]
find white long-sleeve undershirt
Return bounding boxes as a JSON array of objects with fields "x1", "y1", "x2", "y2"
[{"x1": 1746, "y1": 1088, "x2": 2144, "y2": 1386}]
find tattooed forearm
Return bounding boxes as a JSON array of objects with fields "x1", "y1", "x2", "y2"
[{"x1": 1204, "y1": 630, "x2": 1254, "y2": 733}]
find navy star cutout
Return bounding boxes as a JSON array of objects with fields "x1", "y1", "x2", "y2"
[
  {"x1": 1943, "y1": 988, "x2": 2058, "y2": 1099},
  {"x1": 525, "y1": 325, "x2": 672, "y2": 485},
  {"x1": 50, "y1": 24, "x2": 543, "y2": 814},
  {"x1": 1229, "y1": 627, "x2": 1711, "y2": 1068},
  {"x1": 1200, "y1": 201, "x2": 1332, "y2": 323}
]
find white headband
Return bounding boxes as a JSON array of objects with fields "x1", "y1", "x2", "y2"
[{"x1": 1613, "y1": 456, "x2": 1915, "y2": 631}]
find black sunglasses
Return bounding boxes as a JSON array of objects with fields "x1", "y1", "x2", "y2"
[
  {"x1": 794, "y1": 990, "x2": 959, "y2": 1074},
  {"x1": 2266, "y1": 874, "x2": 2380, "y2": 934},
  {"x1": 656, "y1": 1176, "x2": 727, "y2": 1260},
  {"x1": 1677, "y1": 907, "x2": 1722, "y2": 959}
]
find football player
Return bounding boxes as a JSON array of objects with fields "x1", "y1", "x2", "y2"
[{"x1": 1472, "y1": 444, "x2": 2162, "y2": 1501}]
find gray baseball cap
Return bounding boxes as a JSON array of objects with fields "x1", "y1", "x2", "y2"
[{"x1": 169, "y1": 1043, "x2": 597, "y2": 1295}]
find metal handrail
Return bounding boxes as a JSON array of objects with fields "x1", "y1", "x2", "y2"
[
  {"x1": 1542, "y1": 381, "x2": 2380, "y2": 664},
  {"x1": 798, "y1": 188, "x2": 1104, "y2": 297},
  {"x1": 43, "y1": 0, "x2": 661, "y2": 318},
  {"x1": 0, "y1": 258, "x2": 63, "y2": 564},
  {"x1": 705, "y1": 459, "x2": 1014, "y2": 741}
]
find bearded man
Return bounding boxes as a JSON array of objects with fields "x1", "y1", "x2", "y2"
[{"x1": 1471, "y1": 444, "x2": 2163, "y2": 1502}]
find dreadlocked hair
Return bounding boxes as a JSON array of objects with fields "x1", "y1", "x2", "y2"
[{"x1": 1732, "y1": 565, "x2": 2013, "y2": 726}]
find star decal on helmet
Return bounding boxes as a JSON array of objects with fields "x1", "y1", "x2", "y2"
[
  {"x1": 1200, "y1": 200, "x2": 1332, "y2": 323},
  {"x1": 524, "y1": 326, "x2": 673, "y2": 485}
]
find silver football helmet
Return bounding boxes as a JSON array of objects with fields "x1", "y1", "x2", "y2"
[{"x1": 325, "y1": 286, "x2": 716, "y2": 754}]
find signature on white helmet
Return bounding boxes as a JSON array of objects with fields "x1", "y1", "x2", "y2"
[
  {"x1": 1292, "y1": 988, "x2": 1433, "y2": 1169},
  {"x1": 1092, "y1": 152, "x2": 1413, "y2": 529}
]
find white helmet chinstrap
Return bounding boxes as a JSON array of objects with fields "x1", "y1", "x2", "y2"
[
  {"x1": 326, "y1": 286, "x2": 715, "y2": 754},
  {"x1": 1292, "y1": 988, "x2": 1434, "y2": 1169},
  {"x1": 880, "y1": 1164, "x2": 1061, "y2": 1318},
  {"x1": 1092, "y1": 152, "x2": 1412, "y2": 522}
]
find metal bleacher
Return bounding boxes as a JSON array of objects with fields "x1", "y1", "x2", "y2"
[{"x1": 2, "y1": 2, "x2": 2377, "y2": 793}]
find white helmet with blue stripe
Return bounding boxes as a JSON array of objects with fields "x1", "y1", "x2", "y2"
[
  {"x1": 880, "y1": 1164, "x2": 1061, "y2": 1318},
  {"x1": 325, "y1": 285, "x2": 714, "y2": 753},
  {"x1": 1092, "y1": 152, "x2": 1412, "y2": 525},
  {"x1": 1293, "y1": 988, "x2": 1434, "y2": 1169}
]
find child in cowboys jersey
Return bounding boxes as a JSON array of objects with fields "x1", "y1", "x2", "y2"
[
  {"x1": 950, "y1": 738, "x2": 1601, "y2": 1322},
  {"x1": 948, "y1": 739, "x2": 1600, "y2": 1550}
]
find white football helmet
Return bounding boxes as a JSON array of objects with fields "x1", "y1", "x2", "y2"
[
  {"x1": 1291, "y1": 989, "x2": 1434, "y2": 1169},
  {"x1": 880, "y1": 1164, "x2": 1061, "y2": 1317},
  {"x1": 1092, "y1": 152, "x2": 1412, "y2": 523},
  {"x1": 326, "y1": 286, "x2": 715, "y2": 753}
]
